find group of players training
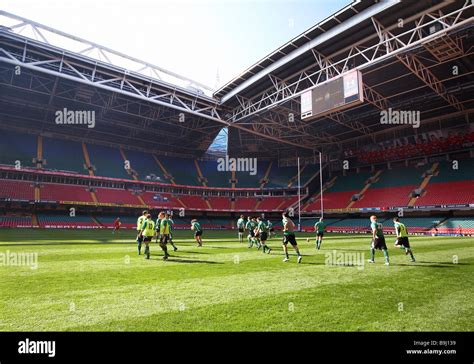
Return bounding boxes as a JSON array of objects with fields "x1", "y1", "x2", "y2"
[
  {"x1": 133, "y1": 208, "x2": 415, "y2": 265},
  {"x1": 313, "y1": 215, "x2": 415, "y2": 265},
  {"x1": 135, "y1": 210, "x2": 203, "y2": 260}
]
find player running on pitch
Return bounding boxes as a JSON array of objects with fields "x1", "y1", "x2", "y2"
[
  {"x1": 112, "y1": 217, "x2": 121, "y2": 234},
  {"x1": 136, "y1": 210, "x2": 148, "y2": 255},
  {"x1": 369, "y1": 215, "x2": 390, "y2": 265},
  {"x1": 256, "y1": 217, "x2": 271, "y2": 254},
  {"x1": 237, "y1": 215, "x2": 245, "y2": 243},
  {"x1": 166, "y1": 213, "x2": 178, "y2": 252},
  {"x1": 191, "y1": 219, "x2": 203, "y2": 247},
  {"x1": 393, "y1": 217, "x2": 415, "y2": 262},
  {"x1": 314, "y1": 217, "x2": 327, "y2": 250},
  {"x1": 282, "y1": 211, "x2": 302, "y2": 263},
  {"x1": 246, "y1": 217, "x2": 259, "y2": 248},
  {"x1": 138, "y1": 213, "x2": 156, "y2": 259}
]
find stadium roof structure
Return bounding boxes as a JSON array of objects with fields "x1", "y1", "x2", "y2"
[{"x1": 0, "y1": 0, "x2": 473, "y2": 160}]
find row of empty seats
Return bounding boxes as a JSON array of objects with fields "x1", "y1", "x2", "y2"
[
  {"x1": 0, "y1": 130, "x2": 316, "y2": 188},
  {"x1": 0, "y1": 179, "x2": 298, "y2": 211},
  {"x1": 304, "y1": 161, "x2": 474, "y2": 211}
]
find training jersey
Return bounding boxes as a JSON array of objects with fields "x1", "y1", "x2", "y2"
[
  {"x1": 137, "y1": 215, "x2": 146, "y2": 231},
  {"x1": 237, "y1": 218, "x2": 245, "y2": 229},
  {"x1": 314, "y1": 221, "x2": 327, "y2": 233},
  {"x1": 168, "y1": 218, "x2": 174, "y2": 232},
  {"x1": 192, "y1": 221, "x2": 202, "y2": 232},
  {"x1": 371, "y1": 221, "x2": 384, "y2": 237},
  {"x1": 257, "y1": 221, "x2": 268, "y2": 233},
  {"x1": 282, "y1": 218, "x2": 295, "y2": 235},
  {"x1": 160, "y1": 219, "x2": 170, "y2": 235},
  {"x1": 246, "y1": 220, "x2": 257, "y2": 231},
  {"x1": 394, "y1": 221, "x2": 408, "y2": 237},
  {"x1": 141, "y1": 219, "x2": 156, "y2": 237},
  {"x1": 155, "y1": 218, "x2": 161, "y2": 232}
]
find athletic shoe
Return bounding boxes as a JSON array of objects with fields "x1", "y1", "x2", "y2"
[
  {"x1": 163, "y1": 254, "x2": 169, "y2": 261},
  {"x1": 368, "y1": 259, "x2": 375, "y2": 263},
  {"x1": 410, "y1": 259, "x2": 416, "y2": 262},
  {"x1": 283, "y1": 257, "x2": 289, "y2": 262},
  {"x1": 267, "y1": 248, "x2": 272, "y2": 254},
  {"x1": 173, "y1": 247, "x2": 178, "y2": 252},
  {"x1": 297, "y1": 255, "x2": 302, "y2": 264},
  {"x1": 385, "y1": 262, "x2": 390, "y2": 266}
]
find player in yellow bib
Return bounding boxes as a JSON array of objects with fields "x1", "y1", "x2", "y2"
[
  {"x1": 157, "y1": 211, "x2": 171, "y2": 260},
  {"x1": 138, "y1": 213, "x2": 156, "y2": 260}
]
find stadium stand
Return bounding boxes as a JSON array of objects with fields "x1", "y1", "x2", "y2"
[
  {"x1": 121, "y1": 149, "x2": 165, "y2": 182},
  {"x1": 438, "y1": 217, "x2": 474, "y2": 235},
  {"x1": 37, "y1": 214, "x2": 99, "y2": 228},
  {"x1": 198, "y1": 160, "x2": 231, "y2": 187},
  {"x1": 94, "y1": 187, "x2": 143, "y2": 205},
  {"x1": 40, "y1": 183, "x2": 93, "y2": 202},
  {"x1": 0, "y1": 215, "x2": 33, "y2": 228},
  {"x1": 0, "y1": 130, "x2": 37, "y2": 169},
  {"x1": 0, "y1": 179, "x2": 35, "y2": 200},
  {"x1": 87, "y1": 143, "x2": 132, "y2": 180},
  {"x1": 42, "y1": 137, "x2": 84, "y2": 173},
  {"x1": 160, "y1": 156, "x2": 199, "y2": 186}
]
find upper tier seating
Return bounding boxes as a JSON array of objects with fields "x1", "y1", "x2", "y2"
[
  {"x1": 198, "y1": 160, "x2": 231, "y2": 187},
  {"x1": 160, "y1": 156, "x2": 199, "y2": 186},
  {"x1": 87, "y1": 143, "x2": 132, "y2": 180},
  {"x1": 43, "y1": 137, "x2": 84, "y2": 173},
  {"x1": 122, "y1": 150, "x2": 165, "y2": 181},
  {"x1": 0, "y1": 130, "x2": 37, "y2": 168}
]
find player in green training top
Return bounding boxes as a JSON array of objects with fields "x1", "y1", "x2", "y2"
[
  {"x1": 246, "y1": 217, "x2": 260, "y2": 249},
  {"x1": 136, "y1": 210, "x2": 148, "y2": 255},
  {"x1": 237, "y1": 215, "x2": 245, "y2": 243},
  {"x1": 267, "y1": 220, "x2": 274, "y2": 238},
  {"x1": 166, "y1": 213, "x2": 178, "y2": 252},
  {"x1": 138, "y1": 213, "x2": 156, "y2": 259},
  {"x1": 369, "y1": 215, "x2": 389, "y2": 265},
  {"x1": 393, "y1": 217, "x2": 415, "y2": 262},
  {"x1": 157, "y1": 211, "x2": 171, "y2": 260},
  {"x1": 191, "y1": 219, "x2": 203, "y2": 247},
  {"x1": 256, "y1": 217, "x2": 271, "y2": 254},
  {"x1": 314, "y1": 217, "x2": 327, "y2": 250},
  {"x1": 282, "y1": 211, "x2": 302, "y2": 263}
]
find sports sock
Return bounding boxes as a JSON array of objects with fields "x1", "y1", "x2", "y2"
[
  {"x1": 370, "y1": 248, "x2": 375, "y2": 261},
  {"x1": 409, "y1": 251, "x2": 415, "y2": 260},
  {"x1": 383, "y1": 249, "x2": 389, "y2": 262}
]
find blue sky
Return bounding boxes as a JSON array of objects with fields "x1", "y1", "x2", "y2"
[{"x1": 2, "y1": 0, "x2": 350, "y2": 90}]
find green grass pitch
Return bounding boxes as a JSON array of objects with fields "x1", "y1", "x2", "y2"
[{"x1": 0, "y1": 229, "x2": 473, "y2": 331}]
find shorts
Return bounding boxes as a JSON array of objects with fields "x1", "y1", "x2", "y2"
[
  {"x1": 395, "y1": 237, "x2": 410, "y2": 248},
  {"x1": 143, "y1": 236, "x2": 153, "y2": 243},
  {"x1": 194, "y1": 230, "x2": 203, "y2": 237},
  {"x1": 282, "y1": 233, "x2": 297, "y2": 246},
  {"x1": 371, "y1": 236, "x2": 387, "y2": 250},
  {"x1": 160, "y1": 234, "x2": 170, "y2": 244},
  {"x1": 238, "y1": 227, "x2": 244, "y2": 233},
  {"x1": 137, "y1": 234, "x2": 144, "y2": 243},
  {"x1": 316, "y1": 232, "x2": 324, "y2": 237},
  {"x1": 260, "y1": 232, "x2": 268, "y2": 241},
  {"x1": 249, "y1": 230, "x2": 255, "y2": 238}
]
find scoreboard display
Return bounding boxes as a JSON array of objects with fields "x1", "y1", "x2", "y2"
[{"x1": 301, "y1": 70, "x2": 363, "y2": 120}]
